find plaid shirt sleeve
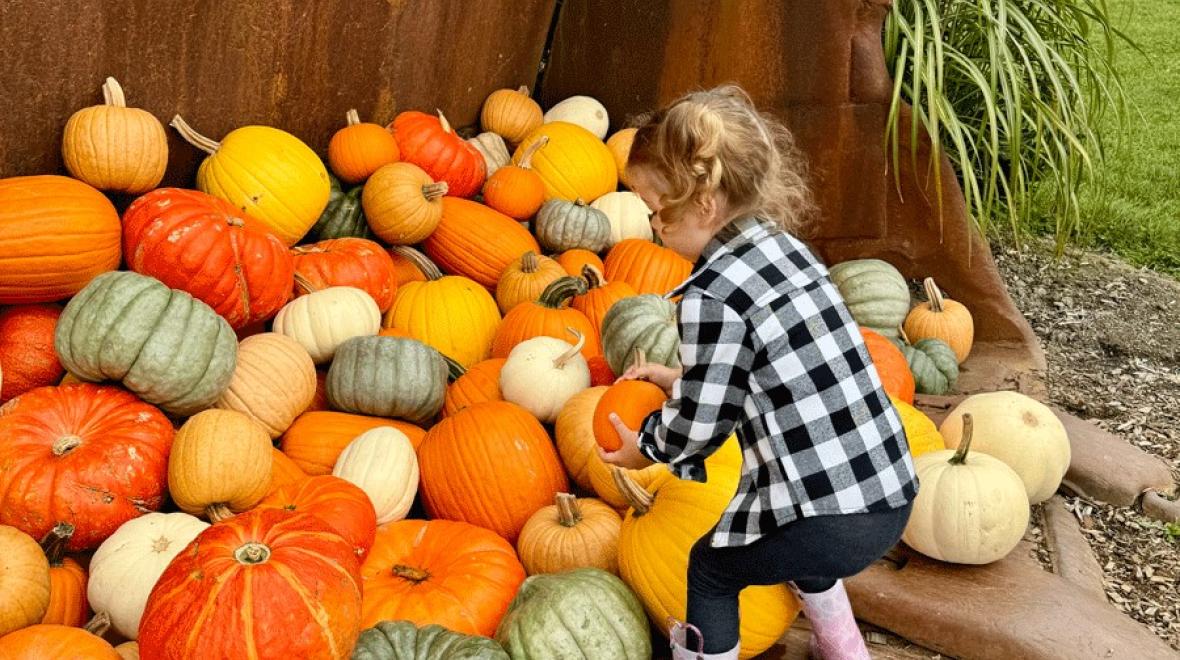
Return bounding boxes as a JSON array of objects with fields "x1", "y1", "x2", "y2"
[{"x1": 636, "y1": 292, "x2": 753, "y2": 482}]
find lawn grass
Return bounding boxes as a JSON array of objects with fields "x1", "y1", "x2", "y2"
[{"x1": 1028, "y1": 0, "x2": 1180, "y2": 275}]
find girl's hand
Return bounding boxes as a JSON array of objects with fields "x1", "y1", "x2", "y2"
[
  {"x1": 616, "y1": 350, "x2": 682, "y2": 395},
  {"x1": 596, "y1": 413, "x2": 655, "y2": 470}
]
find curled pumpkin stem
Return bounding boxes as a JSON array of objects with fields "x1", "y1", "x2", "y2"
[
  {"x1": 170, "y1": 115, "x2": 221, "y2": 155},
  {"x1": 949, "y1": 413, "x2": 974, "y2": 466},
  {"x1": 518, "y1": 135, "x2": 549, "y2": 170},
  {"x1": 553, "y1": 328, "x2": 586, "y2": 368},
  {"x1": 84, "y1": 612, "x2": 112, "y2": 637},
  {"x1": 610, "y1": 466, "x2": 653, "y2": 516}
]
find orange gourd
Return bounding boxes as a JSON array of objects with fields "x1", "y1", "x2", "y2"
[
  {"x1": 593, "y1": 380, "x2": 668, "y2": 451},
  {"x1": 604, "y1": 239, "x2": 692, "y2": 296},
  {"x1": 491, "y1": 277, "x2": 601, "y2": 360},
  {"x1": 0, "y1": 304, "x2": 64, "y2": 403},
  {"x1": 281, "y1": 411, "x2": 426, "y2": 476},
  {"x1": 482, "y1": 137, "x2": 547, "y2": 219},
  {"x1": 328, "y1": 109, "x2": 401, "y2": 184},
  {"x1": 861, "y1": 327, "x2": 916, "y2": 404},
  {"x1": 495, "y1": 251, "x2": 566, "y2": 315}
]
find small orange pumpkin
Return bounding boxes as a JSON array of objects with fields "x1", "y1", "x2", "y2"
[
  {"x1": 556, "y1": 249, "x2": 605, "y2": 278},
  {"x1": 38, "y1": 523, "x2": 87, "y2": 627},
  {"x1": 363, "y1": 163, "x2": 448, "y2": 246},
  {"x1": 860, "y1": 327, "x2": 915, "y2": 404},
  {"x1": 593, "y1": 379, "x2": 668, "y2": 451},
  {"x1": 903, "y1": 278, "x2": 974, "y2": 364},
  {"x1": 573, "y1": 265, "x2": 637, "y2": 335},
  {"x1": 491, "y1": 277, "x2": 601, "y2": 360},
  {"x1": 482, "y1": 137, "x2": 547, "y2": 220},
  {"x1": 495, "y1": 251, "x2": 566, "y2": 315},
  {"x1": 328, "y1": 109, "x2": 401, "y2": 184},
  {"x1": 516, "y1": 493, "x2": 621, "y2": 575}
]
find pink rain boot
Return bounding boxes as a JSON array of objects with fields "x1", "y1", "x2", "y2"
[
  {"x1": 667, "y1": 618, "x2": 740, "y2": 660},
  {"x1": 792, "y1": 581, "x2": 871, "y2": 660}
]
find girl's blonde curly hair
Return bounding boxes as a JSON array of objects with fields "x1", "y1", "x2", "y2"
[{"x1": 627, "y1": 84, "x2": 815, "y2": 232}]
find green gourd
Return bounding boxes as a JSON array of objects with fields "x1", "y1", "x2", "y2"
[
  {"x1": 600, "y1": 294, "x2": 680, "y2": 376},
  {"x1": 351, "y1": 621, "x2": 508, "y2": 660},
  {"x1": 326, "y1": 336, "x2": 447, "y2": 425}
]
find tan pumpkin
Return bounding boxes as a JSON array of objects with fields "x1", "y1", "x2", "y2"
[
  {"x1": 167, "y1": 409, "x2": 272, "y2": 522},
  {"x1": 215, "y1": 332, "x2": 317, "y2": 438},
  {"x1": 62, "y1": 77, "x2": 167, "y2": 194},
  {"x1": 332, "y1": 427, "x2": 419, "y2": 525},
  {"x1": 363, "y1": 162, "x2": 448, "y2": 245},
  {"x1": 516, "y1": 494, "x2": 621, "y2": 576},
  {"x1": 481, "y1": 86, "x2": 544, "y2": 144},
  {"x1": 272, "y1": 282, "x2": 381, "y2": 364},
  {"x1": 554, "y1": 386, "x2": 607, "y2": 492},
  {"x1": 499, "y1": 331, "x2": 591, "y2": 424},
  {"x1": 903, "y1": 278, "x2": 975, "y2": 364},
  {"x1": 495, "y1": 251, "x2": 566, "y2": 315},
  {"x1": 606, "y1": 128, "x2": 637, "y2": 189},
  {"x1": 0, "y1": 524, "x2": 50, "y2": 636}
]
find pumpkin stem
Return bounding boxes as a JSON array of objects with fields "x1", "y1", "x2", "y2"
[
  {"x1": 436, "y1": 109, "x2": 454, "y2": 135},
  {"x1": 581, "y1": 264, "x2": 605, "y2": 290},
  {"x1": 923, "y1": 277, "x2": 946, "y2": 313},
  {"x1": 519, "y1": 136, "x2": 549, "y2": 170},
  {"x1": 520, "y1": 251, "x2": 540, "y2": 274},
  {"x1": 555, "y1": 493, "x2": 582, "y2": 527},
  {"x1": 898, "y1": 326, "x2": 912, "y2": 346},
  {"x1": 421, "y1": 181, "x2": 450, "y2": 201},
  {"x1": 538, "y1": 276, "x2": 589, "y2": 309},
  {"x1": 574, "y1": 197, "x2": 587, "y2": 206},
  {"x1": 169, "y1": 115, "x2": 221, "y2": 155},
  {"x1": 39, "y1": 522, "x2": 75, "y2": 567},
  {"x1": 206, "y1": 503, "x2": 236, "y2": 523},
  {"x1": 390, "y1": 245, "x2": 444, "y2": 281},
  {"x1": 101, "y1": 77, "x2": 126, "y2": 107},
  {"x1": 345, "y1": 108, "x2": 361, "y2": 126},
  {"x1": 292, "y1": 272, "x2": 318, "y2": 295},
  {"x1": 443, "y1": 355, "x2": 466, "y2": 381},
  {"x1": 52, "y1": 435, "x2": 83, "y2": 456},
  {"x1": 84, "y1": 612, "x2": 112, "y2": 637},
  {"x1": 553, "y1": 328, "x2": 586, "y2": 368},
  {"x1": 517, "y1": 85, "x2": 530, "y2": 96},
  {"x1": 233, "y1": 541, "x2": 272, "y2": 565},
  {"x1": 610, "y1": 467, "x2": 653, "y2": 516},
  {"x1": 393, "y1": 564, "x2": 430, "y2": 583},
  {"x1": 631, "y1": 347, "x2": 648, "y2": 371},
  {"x1": 949, "y1": 413, "x2": 974, "y2": 466}
]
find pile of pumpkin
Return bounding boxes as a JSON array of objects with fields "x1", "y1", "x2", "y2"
[{"x1": 0, "y1": 78, "x2": 1072, "y2": 660}]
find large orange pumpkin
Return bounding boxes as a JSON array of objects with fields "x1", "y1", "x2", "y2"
[
  {"x1": 37, "y1": 523, "x2": 87, "y2": 627},
  {"x1": 390, "y1": 111, "x2": 485, "y2": 199},
  {"x1": 512, "y1": 122, "x2": 617, "y2": 202},
  {"x1": 280, "y1": 411, "x2": 425, "y2": 475},
  {"x1": 418, "y1": 401, "x2": 568, "y2": 542},
  {"x1": 359, "y1": 519, "x2": 525, "y2": 636},
  {"x1": 423, "y1": 197, "x2": 540, "y2": 289},
  {"x1": 491, "y1": 277, "x2": 601, "y2": 360},
  {"x1": 442, "y1": 357, "x2": 505, "y2": 417},
  {"x1": 0, "y1": 304, "x2": 63, "y2": 403},
  {"x1": 603, "y1": 239, "x2": 692, "y2": 296},
  {"x1": 138, "y1": 508, "x2": 363, "y2": 660},
  {"x1": 860, "y1": 327, "x2": 916, "y2": 404},
  {"x1": 292, "y1": 238, "x2": 398, "y2": 312},
  {"x1": 0, "y1": 175, "x2": 121, "y2": 304},
  {"x1": 256, "y1": 475, "x2": 377, "y2": 561}
]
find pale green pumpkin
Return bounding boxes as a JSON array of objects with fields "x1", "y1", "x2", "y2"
[
  {"x1": 535, "y1": 198, "x2": 611, "y2": 253},
  {"x1": 326, "y1": 336, "x2": 447, "y2": 425},
  {"x1": 351, "y1": 621, "x2": 508, "y2": 660},
  {"x1": 54, "y1": 271, "x2": 237, "y2": 416},
  {"x1": 828, "y1": 259, "x2": 911, "y2": 339},
  {"x1": 900, "y1": 337, "x2": 959, "y2": 395},
  {"x1": 601, "y1": 294, "x2": 680, "y2": 376}
]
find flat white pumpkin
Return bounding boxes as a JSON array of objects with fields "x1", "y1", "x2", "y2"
[
  {"x1": 333, "y1": 427, "x2": 419, "y2": 524},
  {"x1": 544, "y1": 96, "x2": 610, "y2": 139},
  {"x1": 272, "y1": 285, "x2": 381, "y2": 364},
  {"x1": 500, "y1": 332, "x2": 591, "y2": 424},
  {"x1": 591, "y1": 191, "x2": 653, "y2": 245},
  {"x1": 215, "y1": 332, "x2": 317, "y2": 437},
  {"x1": 87, "y1": 512, "x2": 210, "y2": 639}
]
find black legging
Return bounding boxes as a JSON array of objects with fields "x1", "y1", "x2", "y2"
[{"x1": 686, "y1": 502, "x2": 913, "y2": 653}]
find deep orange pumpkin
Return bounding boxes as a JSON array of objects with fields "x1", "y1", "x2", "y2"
[
  {"x1": 0, "y1": 622, "x2": 119, "y2": 659},
  {"x1": 573, "y1": 265, "x2": 637, "y2": 335},
  {"x1": 418, "y1": 401, "x2": 569, "y2": 543},
  {"x1": 291, "y1": 238, "x2": 398, "y2": 312},
  {"x1": 442, "y1": 357, "x2": 506, "y2": 417},
  {"x1": 593, "y1": 380, "x2": 668, "y2": 451},
  {"x1": 482, "y1": 137, "x2": 546, "y2": 219},
  {"x1": 280, "y1": 411, "x2": 426, "y2": 475},
  {"x1": 122, "y1": 187, "x2": 294, "y2": 329},
  {"x1": 556, "y1": 249, "x2": 605, "y2": 278},
  {"x1": 0, "y1": 384, "x2": 173, "y2": 551},
  {"x1": 38, "y1": 523, "x2": 87, "y2": 627},
  {"x1": 256, "y1": 475, "x2": 377, "y2": 561},
  {"x1": 0, "y1": 304, "x2": 64, "y2": 403},
  {"x1": 390, "y1": 111, "x2": 485, "y2": 198},
  {"x1": 604, "y1": 239, "x2": 693, "y2": 296},
  {"x1": 138, "y1": 508, "x2": 363, "y2": 660},
  {"x1": 586, "y1": 356, "x2": 616, "y2": 387},
  {"x1": 328, "y1": 109, "x2": 401, "y2": 184},
  {"x1": 423, "y1": 197, "x2": 541, "y2": 289},
  {"x1": 491, "y1": 277, "x2": 602, "y2": 360},
  {"x1": 268, "y1": 447, "x2": 307, "y2": 495},
  {"x1": 860, "y1": 327, "x2": 916, "y2": 404}
]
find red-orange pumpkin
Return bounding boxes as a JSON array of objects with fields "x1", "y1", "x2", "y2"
[
  {"x1": 0, "y1": 304, "x2": 64, "y2": 403},
  {"x1": 587, "y1": 356, "x2": 616, "y2": 387},
  {"x1": 573, "y1": 265, "x2": 637, "y2": 335},
  {"x1": 593, "y1": 380, "x2": 668, "y2": 451},
  {"x1": 256, "y1": 475, "x2": 377, "y2": 561},
  {"x1": 0, "y1": 384, "x2": 173, "y2": 551},
  {"x1": 604, "y1": 239, "x2": 692, "y2": 296},
  {"x1": 424, "y1": 197, "x2": 541, "y2": 289},
  {"x1": 38, "y1": 523, "x2": 87, "y2": 627},
  {"x1": 418, "y1": 401, "x2": 568, "y2": 543},
  {"x1": 280, "y1": 411, "x2": 426, "y2": 475},
  {"x1": 390, "y1": 111, "x2": 485, "y2": 198},
  {"x1": 860, "y1": 327, "x2": 916, "y2": 405},
  {"x1": 122, "y1": 188, "x2": 294, "y2": 329},
  {"x1": 442, "y1": 357, "x2": 506, "y2": 417},
  {"x1": 291, "y1": 238, "x2": 398, "y2": 312},
  {"x1": 139, "y1": 508, "x2": 363, "y2": 660},
  {"x1": 491, "y1": 277, "x2": 601, "y2": 360}
]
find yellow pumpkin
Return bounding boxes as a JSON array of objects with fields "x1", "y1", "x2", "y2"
[
  {"x1": 554, "y1": 386, "x2": 607, "y2": 492},
  {"x1": 481, "y1": 86, "x2": 544, "y2": 144},
  {"x1": 605, "y1": 128, "x2": 637, "y2": 189},
  {"x1": 62, "y1": 77, "x2": 167, "y2": 194},
  {"x1": 170, "y1": 116, "x2": 329, "y2": 246},
  {"x1": 889, "y1": 396, "x2": 945, "y2": 458},
  {"x1": 383, "y1": 247, "x2": 501, "y2": 368},
  {"x1": 516, "y1": 493, "x2": 621, "y2": 576},
  {"x1": 215, "y1": 333, "x2": 317, "y2": 438},
  {"x1": 167, "y1": 409, "x2": 273, "y2": 522},
  {"x1": 512, "y1": 122, "x2": 617, "y2": 202}
]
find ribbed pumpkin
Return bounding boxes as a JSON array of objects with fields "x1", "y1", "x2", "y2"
[
  {"x1": 353, "y1": 621, "x2": 509, "y2": 660},
  {"x1": 591, "y1": 191, "x2": 653, "y2": 245},
  {"x1": 613, "y1": 467, "x2": 799, "y2": 659},
  {"x1": 0, "y1": 175, "x2": 121, "y2": 304},
  {"x1": 604, "y1": 239, "x2": 692, "y2": 296},
  {"x1": 168, "y1": 409, "x2": 272, "y2": 522},
  {"x1": 292, "y1": 238, "x2": 398, "y2": 312},
  {"x1": 512, "y1": 122, "x2": 617, "y2": 202},
  {"x1": 171, "y1": 116, "x2": 330, "y2": 246},
  {"x1": 36, "y1": 523, "x2": 87, "y2": 627},
  {"x1": 499, "y1": 333, "x2": 591, "y2": 424},
  {"x1": 390, "y1": 110, "x2": 485, "y2": 198},
  {"x1": 828, "y1": 259, "x2": 911, "y2": 340},
  {"x1": 483, "y1": 137, "x2": 548, "y2": 220},
  {"x1": 122, "y1": 187, "x2": 295, "y2": 329},
  {"x1": 86, "y1": 512, "x2": 209, "y2": 640},
  {"x1": 0, "y1": 619, "x2": 120, "y2": 659},
  {"x1": 359, "y1": 519, "x2": 525, "y2": 635},
  {"x1": 62, "y1": 77, "x2": 166, "y2": 194},
  {"x1": 495, "y1": 569, "x2": 650, "y2": 660},
  {"x1": 0, "y1": 525, "x2": 50, "y2": 636},
  {"x1": 281, "y1": 411, "x2": 425, "y2": 476},
  {"x1": 898, "y1": 335, "x2": 959, "y2": 395},
  {"x1": 890, "y1": 396, "x2": 945, "y2": 459},
  {"x1": 574, "y1": 265, "x2": 637, "y2": 334},
  {"x1": 215, "y1": 332, "x2": 317, "y2": 438},
  {"x1": 418, "y1": 401, "x2": 569, "y2": 542},
  {"x1": 332, "y1": 427, "x2": 419, "y2": 525},
  {"x1": 0, "y1": 384, "x2": 173, "y2": 551},
  {"x1": 600, "y1": 294, "x2": 681, "y2": 376},
  {"x1": 424, "y1": 197, "x2": 541, "y2": 289},
  {"x1": 268, "y1": 447, "x2": 307, "y2": 494},
  {"x1": 388, "y1": 245, "x2": 432, "y2": 287},
  {"x1": 556, "y1": 248, "x2": 605, "y2": 278},
  {"x1": 516, "y1": 495, "x2": 621, "y2": 576},
  {"x1": 904, "y1": 278, "x2": 974, "y2": 363},
  {"x1": 257, "y1": 475, "x2": 377, "y2": 561},
  {"x1": 115, "y1": 641, "x2": 139, "y2": 660},
  {"x1": 605, "y1": 128, "x2": 637, "y2": 189},
  {"x1": 363, "y1": 162, "x2": 448, "y2": 245},
  {"x1": 329, "y1": 109, "x2": 401, "y2": 184},
  {"x1": 481, "y1": 86, "x2": 544, "y2": 144},
  {"x1": 544, "y1": 96, "x2": 610, "y2": 139},
  {"x1": 271, "y1": 284, "x2": 381, "y2": 364},
  {"x1": 467, "y1": 132, "x2": 512, "y2": 177},
  {"x1": 860, "y1": 327, "x2": 915, "y2": 404},
  {"x1": 307, "y1": 173, "x2": 373, "y2": 241},
  {"x1": 491, "y1": 277, "x2": 601, "y2": 360},
  {"x1": 443, "y1": 357, "x2": 506, "y2": 417},
  {"x1": 383, "y1": 247, "x2": 501, "y2": 368},
  {"x1": 496, "y1": 251, "x2": 566, "y2": 315},
  {"x1": 535, "y1": 198, "x2": 612, "y2": 253},
  {"x1": 55, "y1": 271, "x2": 238, "y2": 416},
  {"x1": 593, "y1": 379, "x2": 668, "y2": 451},
  {"x1": 139, "y1": 509, "x2": 363, "y2": 660},
  {"x1": 326, "y1": 336, "x2": 447, "y2": 425},
  {"x1": 0, "y1": 304, "x2": 63, "y2": 403},
  {"x1": 554, "y1": 386, "x2": 606, "y2": 491}
]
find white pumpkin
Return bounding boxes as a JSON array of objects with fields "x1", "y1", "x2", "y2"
[
  {"x1": 903, "y1": 414, "x2": 1030, "y2": 564},
  {"x1": 591, "y1": 191, "x2": 653, "y2": 245},
  {"x1": 333, "y1": 427, "x2": 419, "y2": 524},
  {"x1": 467, "y1": 131, "x2": 512, "y2": 177},
  {"x1": 272, "y1": 285, "x2": 381, "y2": 364},
  {"x1": 215, "y1": 332, "x2": 317, "y2": 437},
  {"x1": 544, "y1": 95, "x2": 610, "y2": 139},
  {"x1": 939, "y1": 391, "x2": 1070, "y2": 504},
  {"x1": 87, "y1": 512, "x2": 210, "y2": 639},
  {"x1": 500, "y1": 331, "x2": 591, "y2": 424}
]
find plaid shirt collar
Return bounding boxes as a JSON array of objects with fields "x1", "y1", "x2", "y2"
[{"x1": 667, "y1": 215, "x2": 773, "y2": 299}]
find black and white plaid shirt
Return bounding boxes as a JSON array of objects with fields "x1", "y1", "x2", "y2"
[{"x1": 637, "y1": 216, "x2": 918, "y2": 548}]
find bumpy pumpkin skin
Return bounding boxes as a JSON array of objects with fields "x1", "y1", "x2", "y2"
[
  {"x1": 0, "y1": 525, "x2": 50, "y2": 636},
  {"x1": 352, "y1": 621, "x2": 508, "y2": 660},
  {"x1": 54, "y1": 271, "x2": 238, "y2": 416},
  {"x1": 326, "y1": 336, "x2": 447, "y2": 425},
  {"x1": 0, "y1": 304, "x2": 64, "y2": 403},
  {"x1": 889, "y1": 396, "x2": 945, "y2": 459}
]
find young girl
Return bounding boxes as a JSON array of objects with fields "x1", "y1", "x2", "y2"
[{"x1": 599, "y1": 86, "x2": 919, "y2": 660}]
